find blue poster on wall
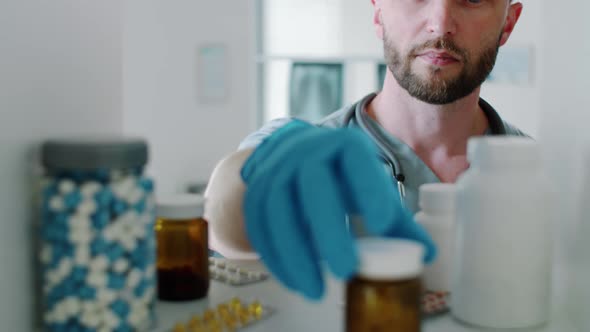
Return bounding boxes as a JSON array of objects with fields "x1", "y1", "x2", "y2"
[
  {"x1": 289, "y1": 63, "x2": 344, "y2": 122},
  {"x1": 486, "y1": 46, "x2": 532, "y2": 85}
]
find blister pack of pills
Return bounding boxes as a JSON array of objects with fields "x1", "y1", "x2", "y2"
[
  {"x1": 208, "y1": 258, "x2": 269, "y2": 286},
  {"x1": 422, "y1": 291, "x2": 450, "y2": 316},
  {"x1": 171, "y1": 297, "x2": 274, "y2": 332}
]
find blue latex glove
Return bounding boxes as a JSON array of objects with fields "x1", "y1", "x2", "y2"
[{"x1": 241, "y1": 120, "x2": 436, "y2": 299}]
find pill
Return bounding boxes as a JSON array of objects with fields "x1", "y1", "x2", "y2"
[
  {"x1": 228, "y1": 275, "x2": 242, "y2": 285},
  {"x1": 102, "y1": 309, "x2": 120, "y2": 329},
  {"x1": 74, "y1": 246, "x2": 91, "y2": 265},
  {"x1": 97, "y1": 288, "x2": 117, "y2": 305},
  {"x1": 77, "y1": 200, "x2": 98, "y2": 216},
  {"x1": 113, "y1": 259, "x2": 129, "y2": 273},
  {"x1": 80, "y1": 181, "x2": 102, "y2": 198},
  {"x1": 63, "y1": 297, "x2": 81, "y2": 316},
  {"x1": 40, "y1": 245, "x2": 52, "y2": 264},
  {"x1": 90, "y1": 256, "x2": 109, "y2": 271},
  {"x1": 57, "y1": 258, "x2": 73, "y2": 275},
  {"x1": 217, "y1": 303, "x2": 230, "y2": 313},
  {"x1": 216, "y1": 273, "x2": 227, "y2": 283},
  {"x1": 249, "y1": 300, "x2": 264, "y2": 319},
  {"x1": 49, "y1": 196, "x2": 65, "y2": 212},
  {"x1": 172, "y1": 322, "x2": 187, "y2": 332},
  {"x1": 238, "y1": 306, "x2": 251, "y2": 325},
  {"x1": 188, "y1": 315, "x2": 202, "y2": 328},
  {"x1": 202, "y1": 309, "x2": 216, "y2": 322},
  {"x1": 58, "y1": 180, "x2": 76, "y2": 194},
  {"x1": 124, "y1": 268, "x2": 142, "y2": 289}
]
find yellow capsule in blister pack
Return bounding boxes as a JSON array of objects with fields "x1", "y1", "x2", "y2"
[
  {"x1": 217, "y1": 303, "x2": 230, "y2": 314},
  {"x1": 202, "y1": 309, "x2": 216, "y2": 323},
  {"x1": 205, "y1": 318, "x2": 222, "y2": 332},
  {"x1": 189, "y1": 324, "x2": 205, "y2": 332},
  {"x1": 171, "y1": 297, "x2": 273, "y2": 332},
  {"x1": 238, "y1": 306, "x2": 251, "y2": 325},
  {"x1": 249, "y1": 300, "x2": 264, "y2": 320},
  {"x1": 218, "y1": 306, "x2": 238, "y2": 331},
  {"x1": 230, "y1": 297, "x2": 242, "y2": 312},
  {"x1": 187, "y1": 315, "x2": 203, "y2": 331},
  {"x1": 172, "y1": 322, "x2": 187, "y2": 332}
]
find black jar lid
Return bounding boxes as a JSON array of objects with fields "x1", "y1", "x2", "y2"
[{"x1": 41, "y1": 137, "x2": 148, "y2": 170}]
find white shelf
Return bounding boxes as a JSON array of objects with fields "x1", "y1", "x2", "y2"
[{"x1": 153, "y1": 259, "x2": 581, "y2": 332}]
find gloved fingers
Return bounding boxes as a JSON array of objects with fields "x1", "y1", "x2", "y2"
[
  {"x1": 241, "y1": 120, "x2": 312, "y2": 182},
  {"x1": 241, "y1": 123, "x2": 330, "y2": 293},
  {"x1": 297, "y1": 157, "x2": 358, "y2": 281},
  {"x1": 387, "y1": 211, "x2": 438, "y2": 263},
  {"x1": 245, "y1": 125, "x2": 331, "y2": 184},
  {"x1": 264, "y1": 167, "x2": 324, "y2": 299},
  {"x1": 243, "y1": 174, "x2": 298, "y2": 290},
  {"x1": 337, "y1": 129, "x2": 398, "y2": 235}
]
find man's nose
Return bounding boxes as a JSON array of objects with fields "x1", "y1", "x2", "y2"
[{"x1": 426, "y1": 0, "x2": 457, "y2": 37}]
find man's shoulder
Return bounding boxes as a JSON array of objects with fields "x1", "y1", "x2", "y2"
[
  {"x1": 314, "y1": 104, "x2": 353, "y2": 128},
  {"x1": 237, "y1": 105, "x2": 353, "y2": 150},
  {"x1": 479, "y1": 97, "x2": 530, "y2": 138}
]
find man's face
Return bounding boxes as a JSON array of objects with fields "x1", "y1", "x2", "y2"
[
  {"x1": 384, "y1": 28, "x2": 501, "y2": 105},
  {"x1": 374, "y1": 0, "x2": 522, "y2": 104}
]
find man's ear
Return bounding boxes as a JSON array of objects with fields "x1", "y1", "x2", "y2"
[
  {"x1": 372, "y1": 0, "x2": 384, "y2": 40},
  {"x1": 499, "y1": 2, "x2": 523, "y2": 46}
]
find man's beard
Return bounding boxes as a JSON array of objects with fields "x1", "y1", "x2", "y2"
[{"x1": 384, "y1": 31, "x2": 501, "y2": 105}]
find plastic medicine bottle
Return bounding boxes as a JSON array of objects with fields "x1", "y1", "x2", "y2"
[
  {"x1": 451, "y1": 137, "x2": 553, "y2": 329},
  {"x1": 415, "y1": 183, "x2": 456, "y2": 293},
  {"x1": 40, "y1": 138, "x2": 156, "y2": 332},
  {"x1": 346, "y1": 238, "x2": 424, "y2": 332},
  {"x1": 156, "y1": 194, "x2": 209, "y2": 301}
]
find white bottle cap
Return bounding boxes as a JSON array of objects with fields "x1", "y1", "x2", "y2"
[
  {"x1": 467, "y1": 137, "x2": 539, "y2": 170},
  {"x1": 356, "y1": 238, "x2": 424, "y2": 281},
  {"x1": 156, "y1": 194, "x2": 205, "y2": 220},
  {"x1": 419, "y1": 183, "x2": 456, "y2": 213}
]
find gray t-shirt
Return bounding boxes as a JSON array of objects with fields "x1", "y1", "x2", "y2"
[{"x1": 239, "y1": 93, "x2": 528, "y2": 213}]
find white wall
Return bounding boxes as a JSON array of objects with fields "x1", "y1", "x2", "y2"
[
  {"x1": 340, "y1": 0, "x2": 382, "y2": 105},
  {"x1": 481, "y1": 0, "x2": 542, "y2": 137},
  {"x1": 0, "y1": 1, "x2": 123, "y2": 330},
  {"x1": 124, "y1": 0, "x2": 257, "y2": 195},
  {"x1": 538, "y1": 0, "x2": 590, "y2": 329},
  {"x1": 264, "y1": 0, "x2": 343, "y2": 56}
]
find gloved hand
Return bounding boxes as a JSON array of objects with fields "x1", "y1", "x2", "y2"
[{"x1": 241, "y1": 120, "x2": 436, "y2": 299}]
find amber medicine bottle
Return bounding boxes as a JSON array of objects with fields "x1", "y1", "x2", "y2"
[
  {"x1": 156, "y1": 194, "x2": 209, "y2": 301},
  {"x1": 346, "y1": 238, "x2": 424, "y2": 332}
]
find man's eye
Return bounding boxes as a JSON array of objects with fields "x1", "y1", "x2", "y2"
[{"x1": 467, "y1": 0, "x2": 483, "y2": 3}]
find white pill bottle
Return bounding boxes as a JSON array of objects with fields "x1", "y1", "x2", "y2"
[
  {"x1": 414, "y1": 183, "x2": 456, "y2": 293},
  {"x1": 451, "y1": 137, "x2": 553, "y2": 329}
]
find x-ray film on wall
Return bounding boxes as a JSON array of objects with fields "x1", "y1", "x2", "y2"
[{"x1": 289, "y1": 63, "x2": 344, "y2": 122}]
